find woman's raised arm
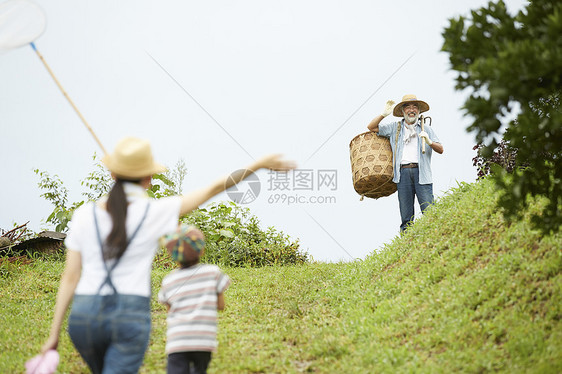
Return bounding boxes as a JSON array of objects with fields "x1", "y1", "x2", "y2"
[{"x1": 178, "y1": 154, "x2": 296, "y2": 216}]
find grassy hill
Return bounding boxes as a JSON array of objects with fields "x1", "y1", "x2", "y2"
[{"x1": 1, "y1": 178, "x2": 560, "y2": 373}]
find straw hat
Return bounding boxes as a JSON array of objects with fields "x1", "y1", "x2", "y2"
[
  {"x1": 393, "y1": 94, "x2": 430, "y2": 117},
  {"x1": 102, "y1": 137, "x2": 166, "y2": 178}
]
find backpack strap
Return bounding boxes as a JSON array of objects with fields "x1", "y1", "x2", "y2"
[{"x1": 395, "y1": 120, "x2": 401, "y2": 157}]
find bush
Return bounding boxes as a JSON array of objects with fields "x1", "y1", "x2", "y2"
[
  {"x1": 472, "y1": 140, "x2": 519, "y2": 179},
  {"x1": 34, "y1": 156, "x2": 306, "y2": 268},
  {"x1": 183, "y1": 202, "x2": 309, "y2": 267}
]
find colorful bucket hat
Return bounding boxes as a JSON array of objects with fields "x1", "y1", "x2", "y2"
[{"x1": 159, "y1": 224, "x2": 205, "y2": 264}]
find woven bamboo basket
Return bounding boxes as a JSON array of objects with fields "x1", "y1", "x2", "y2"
[{"x1": 349, "y1": 131, "x2": 396, "y2": 199}]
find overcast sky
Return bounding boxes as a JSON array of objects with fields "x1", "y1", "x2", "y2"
[{"x1": 1, "y1": 0, "x2": 527, "y2": 262}]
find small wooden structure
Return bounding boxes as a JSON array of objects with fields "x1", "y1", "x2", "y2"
[{"x1": 0, "y1": 231, "x2": 66, "y2": 255}]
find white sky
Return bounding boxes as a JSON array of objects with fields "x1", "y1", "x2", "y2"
[{"x1": 0, "y1": 0, "x2": 527, "y2": 262}]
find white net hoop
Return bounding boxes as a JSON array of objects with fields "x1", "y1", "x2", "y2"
[{"x1": 0, "y1": 0, "x2": 46, "y2": 52}]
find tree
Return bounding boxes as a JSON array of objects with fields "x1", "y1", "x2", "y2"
[{"x1": 442, "y1": 0, "x2": 562, "y2": 233}]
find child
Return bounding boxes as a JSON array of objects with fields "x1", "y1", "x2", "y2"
[{"x1": 158, "y1": 224, "x2": 230, "y2": 374}]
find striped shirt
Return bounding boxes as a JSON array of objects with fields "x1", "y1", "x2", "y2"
[{"x1": 158, "y1": 264, "x2": 230, "y2": 353}]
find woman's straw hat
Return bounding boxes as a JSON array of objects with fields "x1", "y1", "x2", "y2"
[
  {"x1": 393, "y1": 94, "x2": 430, "y2": 117},
  {"x1": 102, "y1": 137, "x2": 166, "y2": 178}
]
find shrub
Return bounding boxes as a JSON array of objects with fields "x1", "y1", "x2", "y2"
[
  {"x1": 472, "y1": 140, "x2": 519, "y2": 179},
  {"x1": 182, "y1": 202, "x2": 309, "y2": 267},
  {"x1": 34, "y1": 156, "x2": 306, "y2": 267}
]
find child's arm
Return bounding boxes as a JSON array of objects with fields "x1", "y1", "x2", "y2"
[
  {"x1": 158, "y1": 298, "x2": 171, "y2": 312},
  {"x1": 217, "y1": 292, "x2": 225, "y2": 311},
  {"x1": 158, "y1": 288, "x2": 171, "y2": 312}
]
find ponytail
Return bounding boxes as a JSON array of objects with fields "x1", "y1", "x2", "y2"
[{"x1": 104, "y1": 178, "x2": 140, "y2": 259}]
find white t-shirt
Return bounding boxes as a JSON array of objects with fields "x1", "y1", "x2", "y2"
[
  {"x1": 401, "y1": 122, "x2": 419, "y2": 164},
  {"x1": 401, "y1": 135, "x2": 419, "y2": 164},
  {"x1": 65, "y1": 183, "x2": 181, "y2": 297}
]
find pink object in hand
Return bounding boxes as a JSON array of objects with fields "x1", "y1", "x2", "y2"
[{"x1": 25, "y1": 350, "x2": 59, "y2": 374}]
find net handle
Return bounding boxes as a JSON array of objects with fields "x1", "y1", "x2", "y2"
[
  {"x1": 31, "y1": 42, "x2": 107, "y2": 155},
  {"x1": 420, "y1": 115, "x2": 432, "y2": 155}
]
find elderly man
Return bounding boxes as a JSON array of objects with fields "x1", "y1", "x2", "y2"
[{"x1": 368, "y1": 94, "x2": 444, "y2": 231}]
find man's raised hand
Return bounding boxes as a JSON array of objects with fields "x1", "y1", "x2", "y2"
[{"x1": 381, "y1": 100, "x2": 396, "y2": 117}]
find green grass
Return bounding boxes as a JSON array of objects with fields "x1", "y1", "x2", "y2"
[{"x1": 1, "y1": 178, "x2": 561, "y2": 373}]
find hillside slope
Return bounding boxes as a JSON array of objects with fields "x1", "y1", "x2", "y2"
[
  {"x1": 210, "y1": 179, "x2": 561, "y2": 373},
  {"x1": 1, "y1": 178, "x2": 560, "y2": 373}
]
